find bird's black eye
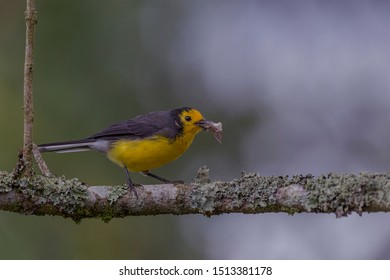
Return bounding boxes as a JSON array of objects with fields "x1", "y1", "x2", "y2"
[{"x1": 185, "y1": 115, "x2": 192, "y2": 122}]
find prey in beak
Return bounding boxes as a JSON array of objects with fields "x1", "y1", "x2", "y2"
[{"x1": 195, "y1": 119, "x2": 223, "y2": 143}]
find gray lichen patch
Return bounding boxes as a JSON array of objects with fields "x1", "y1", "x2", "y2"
[
  {"x1": 107, "y1": 185, "x2": 129, "y2": 205},
  {"x1": 0, "y1": 171, "x2": 88, "y2": 218},
  {"x1": 20, "y1": 174, "x2": 88, "y2": 213},
  {"x1": 191, "y1": 169, "x2": 291, "y2": 215},
  {"x1": 304, "y1": 172, "x2": 390, "y2": 217},
  {"x1": 191, "y1": 166, "x2": 219, "y2": 215},
  {"x1": 193, "y1": 165, "x2": 211, "y2": 184},
  {"x1": 275, "y1": 184, "x2": 308, "y2": 208},
  {"x1": 0, "y1": 171, "x2": 13, "y2": 193}
]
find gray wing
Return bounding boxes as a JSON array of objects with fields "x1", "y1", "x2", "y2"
[{"x1": 89, "y1": 110, "x2": 180, "y2": 141}]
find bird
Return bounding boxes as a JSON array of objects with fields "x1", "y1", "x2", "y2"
[{"x1": 38, "y1": 107, "x2": 222, "y2": 198}]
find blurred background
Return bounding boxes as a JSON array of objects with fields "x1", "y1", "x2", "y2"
[{"x1": 1, "y1": 0, "x2": 390, "y2": 259}]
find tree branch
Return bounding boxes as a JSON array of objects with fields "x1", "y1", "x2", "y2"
[
  {"x1": 1, "y1": 167, "x2": 390, "y2": 222},
  {"x1": 21, "y1": 0, "x2": 37, "y2": 177},
  {"x1": 32, "y1": 144, "x2": 52, "y2": 176}
]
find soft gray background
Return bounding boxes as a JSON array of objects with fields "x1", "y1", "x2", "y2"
[{"x1": 1, "y1": 0, "x2": 390, "y2": 259}]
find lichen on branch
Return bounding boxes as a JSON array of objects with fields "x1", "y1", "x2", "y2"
[{"x1": 1, "y1": 166, "x2": 390, "y2": 223}]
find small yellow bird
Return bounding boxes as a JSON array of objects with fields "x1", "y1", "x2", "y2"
[{"x1": 38, "y1": 107, "x2": 222, "y2": 197}]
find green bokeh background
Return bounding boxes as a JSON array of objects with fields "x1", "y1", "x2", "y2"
[{"x1": 0, "y1": 1, "x2": 237, "y2": 259}]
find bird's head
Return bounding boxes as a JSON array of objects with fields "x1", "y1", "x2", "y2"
[{"x1": 174, "y1": 107, "x2": 222, "y2": 143}]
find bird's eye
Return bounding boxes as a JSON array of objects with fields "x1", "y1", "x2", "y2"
[{"x1": 185, "y1": 115, "x2": 192, "y2": 122}]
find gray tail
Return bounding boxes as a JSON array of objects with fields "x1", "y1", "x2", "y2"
[{"x1": 38, "y1": 139, "x2": 95, "y2": 153}]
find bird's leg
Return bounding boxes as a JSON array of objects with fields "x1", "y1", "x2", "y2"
[
  {"x1": 140, "y1": 171, "x2": 171, "y2": 183},
  {"x1": 124, "y1": 166, "x2": 138, "y2": 199}
]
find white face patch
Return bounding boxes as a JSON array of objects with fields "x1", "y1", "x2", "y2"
[{"x1": 175, "y1": 120, "x2": 181, "y2": 128}]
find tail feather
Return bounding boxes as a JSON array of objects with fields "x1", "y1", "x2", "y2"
[{"x1": 38, "y1": 139, "x2": 95, "y2": 153}]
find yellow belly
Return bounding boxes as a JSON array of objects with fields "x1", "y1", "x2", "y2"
[{"x1": 106, "y1": 135, "x2": 196, "y2": 172}]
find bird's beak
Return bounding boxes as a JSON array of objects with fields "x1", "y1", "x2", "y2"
[{"x1": 195, "y1": 119, "x2": 223, "y2": 143}]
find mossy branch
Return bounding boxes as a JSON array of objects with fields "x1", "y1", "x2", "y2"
[{"x1": 1, "y1": 166, "x2": 390, "y2": 223}]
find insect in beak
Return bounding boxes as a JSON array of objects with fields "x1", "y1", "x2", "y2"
[{"x1": 195, "y1": 119, "x2": 223, "y2": 143}]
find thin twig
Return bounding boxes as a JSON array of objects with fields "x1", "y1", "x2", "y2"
[
  {"x1": 32, "y1": 143, "x2": 52, "y2": 176},
  {"x1": 22, "y1": 0, "x2": 37, "y2": 176}
]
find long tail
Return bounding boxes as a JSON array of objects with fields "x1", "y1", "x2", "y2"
[{"x1": 38, "y1": 139, "x2": 96, "y2": 153}]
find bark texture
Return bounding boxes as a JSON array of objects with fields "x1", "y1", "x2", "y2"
[
  {"x1": 1, "y1": 167, "x2": 390, "y2": 222},
  {"x1": 22, "y1": 0, "x2": 38, "y2": 176}
]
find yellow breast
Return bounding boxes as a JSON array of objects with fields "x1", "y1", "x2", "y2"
[{"x1": 106, "y1": 131, "x2": 199, "y2": 172}]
